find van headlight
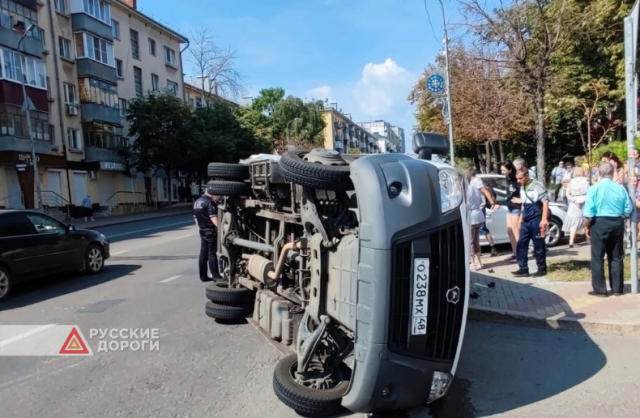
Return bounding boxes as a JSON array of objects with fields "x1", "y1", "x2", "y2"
[{"x1": 439, "y1": 168, "x2": 463, "y2": 213}]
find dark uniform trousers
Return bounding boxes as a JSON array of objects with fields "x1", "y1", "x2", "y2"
[
  {"x1": 590, "y1": 217, "x2": 625, "y2": 294},
  {"x1": 517, "y1": 202, "x2": 547, "y2": 273},
  {"x1": 199, "y1": 228, "x2": 219, "y2": 280}
]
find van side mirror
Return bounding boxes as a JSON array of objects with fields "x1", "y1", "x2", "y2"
[{"x1": 412, "y1": 132, "x2": 449, "y2": 160}]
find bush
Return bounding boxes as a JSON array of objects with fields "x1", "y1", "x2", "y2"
[{"x1": 592, "y1": 139, "x2": 640, "y2": 162}]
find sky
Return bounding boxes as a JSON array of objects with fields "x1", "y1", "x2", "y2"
[{"x1": 136, "y1": 0, "x2": 464, "y2": 152}]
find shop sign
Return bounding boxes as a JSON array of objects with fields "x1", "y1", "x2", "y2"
[
  {"x1": 18, "y1": 153, "x2": 39, "y2": 165},
  {"x1": 100, "y1": 162, "x2": 126, "y2": 172}
]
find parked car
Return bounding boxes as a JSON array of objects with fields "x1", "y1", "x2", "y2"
[
  {"x1": 0, "y1": 210, "x2": 110, "y2": 302},
  {"x1": 477, "y1": 174, "x2": 568, "y2": 248}
]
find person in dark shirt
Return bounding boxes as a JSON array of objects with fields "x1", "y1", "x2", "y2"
[
  {"x1": 501, "y1": 161, "x2": 522, "y2": 261},
  {"x1": 193, "y1": 186, "x2": 221, "y2": 281}
]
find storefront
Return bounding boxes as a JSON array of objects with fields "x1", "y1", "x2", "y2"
[
  {"x1": 66, "y1": 160, "x2": 140, "y2": 207},
  {"x1": 0, "y1": 151, "x2": 68, "y2": 209}
]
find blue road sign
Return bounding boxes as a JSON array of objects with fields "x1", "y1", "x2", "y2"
[{"x1": 426, "y1": 74, "x2": 445, "y2": 94}]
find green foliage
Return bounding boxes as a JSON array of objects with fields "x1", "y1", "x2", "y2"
[
  {"x1": 251, "y1": 87, "x2": 285, "y2": 116},
  {"x1": 592, "y1": 140, "x2": 640, "y2": 162}
]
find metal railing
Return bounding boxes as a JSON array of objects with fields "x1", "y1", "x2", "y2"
[
  {"x1": 41, "y1": 191, "x2": 71, "y2": 216},
  {"x1": 0, "y1": 192, "x2": 24, "y2": 209}
]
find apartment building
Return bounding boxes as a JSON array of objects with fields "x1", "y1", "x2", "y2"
[
  {"x1": 0, "y1": 0, "x2": 188, "y2": 212},
  {"x1": 184, "y1": 80, "x2": 239, "y2": 109},
  {"x1": 359, "y1": 120, "x2": 404, "y2": 154},
  {"x1": 321, "y1": 103, "x2": 380, "y2": 154}
]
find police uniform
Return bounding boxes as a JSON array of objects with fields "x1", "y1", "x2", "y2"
[{"x1": 193, "y1": 190, "x2": 220, "y2": 281}]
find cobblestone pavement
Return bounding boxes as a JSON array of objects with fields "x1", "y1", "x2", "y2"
[{"x1": 470, "y1": 244, "x2": 640, "y2": 331}]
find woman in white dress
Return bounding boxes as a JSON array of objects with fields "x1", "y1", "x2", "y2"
[{"x1": 562, "y1": 166, "x2": 590, "y2": 247}]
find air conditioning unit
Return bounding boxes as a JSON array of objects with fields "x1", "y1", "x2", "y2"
[{"x1": 66, "y1": 105, "x2": 78, "y2": 116}]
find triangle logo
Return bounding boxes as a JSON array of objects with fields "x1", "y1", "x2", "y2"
[{"x1": 59, "y1": 327, "x2": 90, "y2": 355}]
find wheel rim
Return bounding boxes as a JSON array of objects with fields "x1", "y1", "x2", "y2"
[
  {"x1": 289, "y1": 360, "x2": 345, "y2": 391},
  {"x1": 0, "y1": 271, "x2": 9, "y2": 298},
  {"x1": 546, "y1": 223, "x2": 560, "y2": 246},
  {"x1": 88, "y1": 248, "x2": 103, "y2": 271}
]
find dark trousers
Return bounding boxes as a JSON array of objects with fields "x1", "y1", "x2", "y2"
[
  {"x1": 199, "y1": 228, "x2": 219, "y2": 279},
  {"x1": 590, "y1": 217, "x2": 625, "y2": 294},
  {"x1": 517, "y1": 216, "x2": 546, "y2": 273}
]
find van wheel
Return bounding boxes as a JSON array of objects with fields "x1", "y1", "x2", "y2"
[
  {"x1": 207, "y1": 163, "x2": 250, "y2": 181},
  {"x1": 205, "y1": 282, "x2": 252, "y2": 305},
  {"x1": 280, "y1": 149, "x2": 353, "y2": 191},
  {"x1": 273, "y1": 353, "x2": 350, "y2": 417},
  {"x1": 205, "y1": 181, "x2": 252, "y2": 197},
  {"x1": 0, "y1": 266, "x2": 13, "y2": 303},
  {"x1": 205, "y1": 301, "x2": 252, "y2": 320},
  {"x1": 85, "y1": 244, "x2": 105, "y2": 274}
]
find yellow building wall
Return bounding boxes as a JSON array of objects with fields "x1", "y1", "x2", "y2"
[{"x1": 322, "y1": 112, "x2": 335, "y2": 150}]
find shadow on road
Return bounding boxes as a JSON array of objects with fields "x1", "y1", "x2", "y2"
[
  {"x1": 0, "y1": 264, "x2": 141, "y2": 311},
  {"x1": 90, "y1": 214, "x2": 194, "y2": 244}
]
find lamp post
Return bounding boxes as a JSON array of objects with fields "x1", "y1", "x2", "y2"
[
  {"x1": 18, "y1": 23, "x2": 43, "y2": 211},
  {"x1": 439, "y1": 0, "x2": 455, "y2": 167}
]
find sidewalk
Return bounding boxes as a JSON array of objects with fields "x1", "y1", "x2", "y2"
[
  {"x1": 69, "y1": 204, "x2": 192, "y2": 229},
  {"x1": 469, "y1": 244, "x2": 640, "y2": 335}
]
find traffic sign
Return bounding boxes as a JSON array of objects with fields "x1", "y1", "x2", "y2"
[{"x1": 426, "y1": 74, "x2": 445, "y2": 94}]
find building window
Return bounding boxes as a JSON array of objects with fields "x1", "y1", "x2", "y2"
[
  {"x1": 151, "y1": 73, "x2": 159, "y2": 91},
  {"x1": 63, "y1": 83, "x2": 76, "y2": 104},
  {"x1": 83, "y1": 122, "x2": 127, "y2": 149},
  {"x1": 119, "y1": 98, "x2": 127, "y2": 117},
  {"x1": 116, "y1": 58, "x2": 123, "y2": 78},
  {"x1": 82, "y1": 0, "x2": 111, "y2": 25},
  {"x1": 67, "y1": 128, "x2": 82, "y2": 150},
  {"x1": 133, "y1": 66, "x2": 142, "y2": 97},
  {"x1": 167, "y1": 80, "x2": 178, "y2": 96},
  {"x1": 58, "y1": 37, "x2": 71, "y2": 59},
  {"x1": 164, "y1": 46, "x2": 175, "y2": 65},
  {"x1": 111, "y1": 19, "x2": 119, "y2": 39},
  {"x1": 130, "y1": 29, "x2": 139, "y2": 59},
  {"x1": 0, "y1": 1, "x2": 44, "y2": 41},
  {"x1": 148, "y1": 38, "x2": 156, "y2": 56},
  {"x1": 74, "y1": 32, "x2": 115, "y2": 67},
  {"x1": 54, "y1": 0, "x2": 67, "y2": 14},
  {"x1": 78, "y1": 77, "x2": 118, "y2": 108},
  {"x1": 0, "y1": 48, "x2": 47, "y2": 89},
  {"x1": 0, "y1": 105, "x2": 49, "y2": 140}
]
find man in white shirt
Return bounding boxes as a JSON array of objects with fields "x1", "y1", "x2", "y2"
[{"x1": 514, "y1": 159, "x2": 536, "y2": 180}]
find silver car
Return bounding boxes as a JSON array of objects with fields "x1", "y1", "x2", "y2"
[{"x1": 477, "y1": 174, "x2": 568, "y2": 247}]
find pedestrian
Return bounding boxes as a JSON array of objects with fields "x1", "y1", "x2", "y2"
[
  {"x1": 501, "y1": 161, "x2": 521, "y2": 261},
  {"x1": 468, "y1": 167, "x2": 500, "y2": 257},
  {"x1": 600, "y1": 152, "x2": 626, "y2": 185},
  {"x1": 583, "y1": 161, "x2": 633, "y2": 297},
  {"x1": 466, "y1": 168, "x2": 487, "y2": 271},
  {"x1": 514, "y1": 158, "x2": 536, "y2": 180},
  {"x1": 560, "y1": 161, "x2": 574, "y2": 205},
  {"x1": 562, "y1": 166, "x2": 590, "y2": 248},
  {"x1": 512, "y1": 167, "x2": 550, "y2": 278},
  {"x1": 82, "y1": 194, "x2": 94, "y2": 222},
  {"x1": 551, "y1": 161, "x2": 566, "y2": 202},
  {"x1": 193, "y1": 186, "x2": 222, "y2": 282}
]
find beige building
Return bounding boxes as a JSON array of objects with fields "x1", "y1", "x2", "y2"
[
  {"x1": 183, "y1": 80, "x2": 240, "y2": 109},
  {"x1": 0, "y1": 0, "x2": 188, "y2": 216},
  {"x1": 321, "y1": 104, "x2": 380, "y2": 154}
]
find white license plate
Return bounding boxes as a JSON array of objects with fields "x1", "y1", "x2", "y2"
[{"x1": 411, "y1": 258, "x2": 430, "y2": 335}]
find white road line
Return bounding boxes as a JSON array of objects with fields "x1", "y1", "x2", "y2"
[
  {"x1": 111, "y1": 250, "x2": 129, "y2": 255},
  {"x1": 108, "y1": 221, "x2": 193, "y2": 238},
  {"x1": 160, "y1": 275, "x2": 182, "y2": 283},
  {"x1": 0, "y1": 359, "x2": 90, "y2": 391},
  {"x1": 174, "y1": 234, "x2": 193, "y2": 240},
  {"x1": 0, "y1": 324, "x2": 57, "y2": 348}
]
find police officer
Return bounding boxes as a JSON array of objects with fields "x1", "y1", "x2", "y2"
[{"x1": 193, "y1": 186, "x2": 221, "y2": 282}]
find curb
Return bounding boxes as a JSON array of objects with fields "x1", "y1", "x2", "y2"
[
  {"x1": 71, "y1": 210, "x2": 192, "y2": 229},
  {"x1": 469, "y1": 306, "x2": 640, "y2": 336}
]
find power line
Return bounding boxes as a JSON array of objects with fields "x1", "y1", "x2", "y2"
[{"x1": 423, "y1": 0, "x2": 442, "y2": 43}]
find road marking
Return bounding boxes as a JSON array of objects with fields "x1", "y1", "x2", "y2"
[
  {"x1": 0, "y1": 324, "x2": 57, "y2": 348},
  {"x1": 0, "y1": 359, "x2": 90, "y2": 391},
  {"x1": 174, "y1": 234, "x2": 193, "y2": 240},
  {"x1": 107, "y1": 221, "x2": 193, "y2": 238},
  {"x1": 111, "y1": 250, "x2": 129, "y2": 255},
  {"x1": 160, "y1": 275, "x2": 182, "y2": 283}
]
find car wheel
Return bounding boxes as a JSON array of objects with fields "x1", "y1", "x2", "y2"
[
  {"x1": 279, "y1": 149, "x2": 353, "y2": 191},
  {"x1": 0, "y1": 265, "x2": 13, "y2": 303},
  {"x1": 85, "y1": 244, "x2": 105, "y2": 274},
  {"x1": 205, "y1": 281, "x2": 253, "y2": 305},
  {"x1": 272, "y1": 353, "x2": 351, "y2": 417},
  {"x1": 545, "y1": 218, "x2": 562, "y2": 247}
]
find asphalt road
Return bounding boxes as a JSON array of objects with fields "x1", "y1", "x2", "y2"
[{"x1": 0, "y1": 214, "x2": 639, "y2": 418}]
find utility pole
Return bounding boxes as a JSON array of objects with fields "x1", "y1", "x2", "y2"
[
  {"x1": 440, "y1": 0, "x2": 455, "y2": 167},
  {"x1": 18, "y1": 24, "x2": 43, "y2": 211}
]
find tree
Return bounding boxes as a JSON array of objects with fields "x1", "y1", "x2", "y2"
[
  {"x1": 126, "y1": 92, "x2": 195, "y2": 205},
  {"x1": 457, "y1": 0, "x2": 582, "y2": 180},
  {"x1": 271, "y1": 96, "x2": 326, "y2": 152},
  {"x1": 187, "y1": 28, "x2": 244, "y2": 99},
  {"x1": 251, "y1": 87, "x2": 285, "y2": 116}
]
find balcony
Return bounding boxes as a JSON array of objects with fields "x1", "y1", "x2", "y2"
[
  {"x1": 0, "y1": 26, "x2": 44, "y2": 58},
  {"x1": 0, "y1": 136, "x2": 52, "y2": 154},
  {"x1": 77, "y1": 59, "x2": 118, "y2": 84},
  {"x1": 71, "y1": 14, "x2": 113, "y2": 40},
  {"x1": 85, "y1": 146, "x2": 122, "y2": 163},
  {"x1": 80, "y1": 103, "x2": 121, "y2": 125}
]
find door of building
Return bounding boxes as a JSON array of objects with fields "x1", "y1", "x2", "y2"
[
  {"x1": 73, "y1": 173, "x2": 87, "y2": 206},
  {"x1": 47, "y1": 170, "x2": 63, "y2": 206},
  {"x1": 5, "y1": 168, "x2": 24, "y2": 209}
]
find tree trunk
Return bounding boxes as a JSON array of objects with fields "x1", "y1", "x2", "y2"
[
  {"x1": 485, "y1": 141, "x2": 492, "y2": 173},
  {"x1": 535, "y1": 91, "x2": 546, "y2": 182},
  {"x1": 490, "y1": 140, "x2": 500, "y2": 170},
  {"x1": 498, "y1": 138, "x2": 505, "y2": 165},
  {"x1": 473, "y1": 152, "x2": 481, "y2": 172}
]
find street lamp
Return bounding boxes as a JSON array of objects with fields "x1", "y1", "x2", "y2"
[{"x1": 18, "y1": 23, "x2": 43, "y2": 211}]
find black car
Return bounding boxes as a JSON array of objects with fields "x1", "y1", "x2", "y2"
[{"x1": 0, "y1": 210, "x2": 110, "y2": 302}]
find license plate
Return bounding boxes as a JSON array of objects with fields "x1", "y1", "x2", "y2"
[{"x1": 411, "y1": 258, "x2": 429, "y2": 335}]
